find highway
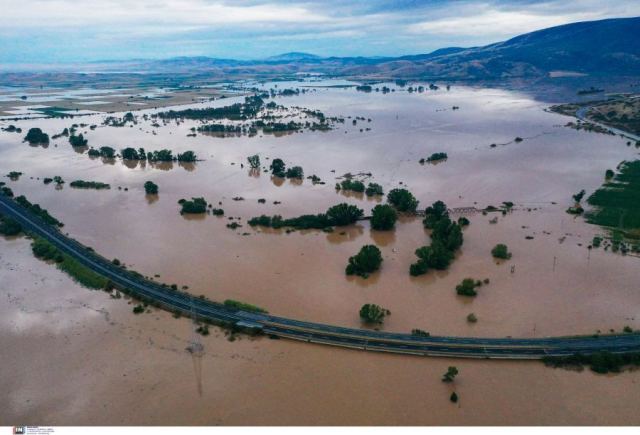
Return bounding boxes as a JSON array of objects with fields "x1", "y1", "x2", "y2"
[{"x1": 2, "y1": 192, "x2": 640, "y2": 360}]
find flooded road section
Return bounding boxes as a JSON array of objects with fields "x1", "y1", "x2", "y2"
[{"x1": 1, "y1": 81, "x2": 640, "y2": 424}]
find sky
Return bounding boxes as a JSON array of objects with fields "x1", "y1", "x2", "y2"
[{"x1": 0, "y1": 0, "x2": 639, "y2": 64}]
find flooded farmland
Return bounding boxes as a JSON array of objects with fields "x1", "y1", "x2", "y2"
[{"x1": 2, "y1": 81, "x2": 640, "y2": 425}]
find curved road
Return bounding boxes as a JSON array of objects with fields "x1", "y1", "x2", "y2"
[{"x1": 2, "y1": 193, "x2": 640, "y2": 360}]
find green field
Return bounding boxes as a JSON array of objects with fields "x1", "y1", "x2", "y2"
[{"x1": 586, "y1": 160, "x2": 640, "y2": 240}]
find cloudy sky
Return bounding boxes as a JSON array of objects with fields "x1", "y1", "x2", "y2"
[{"x1": 1, "y1": 0, "x2": 639, "y2": 64}]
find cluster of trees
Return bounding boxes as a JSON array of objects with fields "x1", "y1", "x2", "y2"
[
  {"x1": 420, "y1": 152, "x2": 448, "y2": 164},
  {"x1": 269, "y1": 158, "x2": 303, "y2": 179},
  {"x1": 69, "y1": 133, "x2": 88, "y2": 147},
  {"x1": 178, "y1": 197, "x2": 207, "y2": 214},
  {"x1": 336, "y1": 179, "x2": 365, "y2": 193},
  {"x1": 410, "y1": 201, "x2": 463, "y2": 276},
  {"x1": 88, "y1": 146, "x2": 116, "y2": 158},
  {"x1": 7, "y1": 171, "x2": 22, "y2": 180},
  {"x1": 119, "y1": 147, "x2": 198, "y2": 163},
  {"x1": 387, "y1": 188, "x2": 419, "y2": 212},
  {"x1": 24, "y1": 128, "x2": 49, "y2": 145},
  {"x1": 365, "y1": 183, "x2": 384, "y2": 197},
  {"x1": 370, "y1": 204, "x2": 397, "y2": 231},
  {"x1": 0, "y1": 215, "x2": 22, "y2": 236},
  {"x1": 359, "y1": 303, "x2": 389, "y2": 324},
  {"x1": 249, "y1": 203, "x2": 363, "y2": 230},
  {"x1": 157, "y1": 95, "x2": 264, "y2": 121},
  {"x1": 2, "y1": 125, "x2": 22, "y2": 133},
  {"x1": 32, "y1": 238, "x2": 64, "y2": 262},
  {"x1": 491, "y1": 243, "x2": 511, "y2": 259},
  {"x1": 543, "y1": 351, "x2": 640, "y2": 374},
  {"x1": 346, "y1": 245, "x2": 383, "y2": 278},
  {"x1": 15, "y1": 195, "x2": 63, "y2": 227},
  {"x1": 69, "y1": 180, "x2": 110, "y2": 189},
  {"x1": 196, "y1": 124, "x2": 242, "y2": 134},
  {"x1": 144, "y1": 181, "x2": 158, "y2": 195}
]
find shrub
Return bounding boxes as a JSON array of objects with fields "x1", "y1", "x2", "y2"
[
  {"x1": 144, "y1": 181, "x2": 158, "y2": 194},
  {"x1": 365, "y1": 182, "x2": 384, "y2": 197},
  {"x1": 180, "y1": 197, "x2": 207, "y2": 214},
  {"x1": 0, "y1": 216, "x2": 22, "y2": 236},
  {"x1": 223, "y1": 299, "x2": 267, "y2": 313},
  {"x1": 247, "y1": 154, "x2": 260, "y2": 169},
  {"x1": 450, "y1": 392, "x2": 458, "y2": 403},
  {"x1": 24, "y1": 128, "x2": 49, "y2": 144},
  {"x1": 285, "y1": 166, "x2": 304, "y2": 179},
  {"x1": 442, "y1": 366, "x2": 458, "y2": 383},
  {"x1": 491, "y1": 243, "x2": 512, "y2": 259},
  {"x1": 456, "y1": 278, "x2": 478, "y2": 297},
  {"x1": 387, "y1": 188, "x2": 418, "y2": 212},
  {"x1": 133, "y1": 304, "x2": 145, "y2": 314},
  {"x1": 177, "y1": 150, "x2": 197, "y2": 162},
  {"x1": 346, "y1": 245, "x2": 383, "y2": 278},
  {"x1": 270, "y1": 158, "x2": 286, "y2": 177},
  {"x1": 467, "y1": 313, "x2": 478, "y2": 323},
  {"x1": 411, "y1": 329, "x2": 430, "y2": 337},
  {"x1": 370, "y1": 204, "x2": 397, "y2": 231},
  {"x1": 69, "y1": 134, "x2": 88, "y2": 147},
  {"x1": 359, "y1": 303, "x2": 388, "y2": 324},
  {"x1": 339, "y1": 179, "x2": 365, "y2": 192}
]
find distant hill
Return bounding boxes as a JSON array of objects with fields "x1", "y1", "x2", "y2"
[
  {"x1": 265, "y1": 52, "x2": 322, "y2": 62},
  {"x1": 6, "y1": 17, "x2": 639, "y2": 82}
]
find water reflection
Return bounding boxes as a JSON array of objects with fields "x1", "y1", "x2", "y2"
[
  {"x1": 248, "y1": 168, "x2": 260, "y2": 178},
  {"x1": 145, "y1": 194, "x2": 159, "y2": 205},
  {"x1": 179, "y1": 161, "x2": 196, "y2": 172},
  {"x1": 72, "y1": 145, "x2": 88, "y2": 154},
  {"x1": 370, "y1": 229, "x2": 396, "y2": 247},
  {"x1": 270, "y1": 176, "x2": 284, "y2": 187},
  {"x1": 326, "y1": 225, "x2": 364, "y2": 244}
]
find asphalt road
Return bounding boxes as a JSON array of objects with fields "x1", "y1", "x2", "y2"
[{"x1": 2, "y1": 193, "x2": 639, "y2": 360}]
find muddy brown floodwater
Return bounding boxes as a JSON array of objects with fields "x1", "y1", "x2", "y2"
[{"x1": 1, "y1": 81, "x2": 640, "y2": 425}]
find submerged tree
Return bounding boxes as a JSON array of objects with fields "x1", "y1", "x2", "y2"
[
  {"x1": 346, "y1": 245, "x2": 383, "y2": 278},
  {"x1": 144, "y1": 181, "x2": 158, "y2": 195},
  {"x1": 370, "y1": 204, "x2": 397, "y2": 231},
  {"x1": 359, "y1": 303, "x2": 388, "y2": 324},
  {"x1": 387, "y1": 188, "x2": 419, "y2": 212}
]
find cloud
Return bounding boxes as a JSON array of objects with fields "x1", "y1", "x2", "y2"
[
  {"x1": 0, "y1": 0, "x2": 639, "y2": 62},
  {"x1": 0, "y1": 0, "x2": 329, "y2": 28},
  {"x1": 407, "y1": 1, "x2": 640, "y2": 38}
]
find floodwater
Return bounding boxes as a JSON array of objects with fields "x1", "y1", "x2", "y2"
[{"x1": 1, "y1": 81, "x2": 640, "y2": 425}]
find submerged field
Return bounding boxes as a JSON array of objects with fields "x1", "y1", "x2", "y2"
[{"x1": 2, "y1": 79, "x2": 640, "y2": 424}]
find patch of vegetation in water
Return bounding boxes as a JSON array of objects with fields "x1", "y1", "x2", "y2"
[
  {"x1": 249, "y1": 203, "x2": 363, "y2": 230},
  {"x1": 420, "y1": 152, "x2": 448, "y2": 164},
  {"x1": 410, "y1": 201, "x2": 464, "y2": 276},
  {"x1": 543, "y1": 351, "x2": 640, "y2": 374},
  {"x1": 586, "y1": 160, "x2": 640, "y2": 241},
  {"x1": 359, "y1": 303, "x2": 389, "y2": 324},
  {"x1": 346, "y1": 245, "x2": 383, "y2": 278},
  {"x1": 69, "y1": 180, "x2": 110, "y2": 189},
  {"x1": 24, "y1": 128, "x2": 49, "y2": 145},
  {"x1": 13, "y1": 195, "x2": 63, "y2": 227},
  {"x1": 0, "y1": 214, "x2": 22, "y2": 236},
  {"x1": 223, "y1": 299, "x2": 267, "y2": 313},
  {"x1": 31, "y1": 236, "x2": 108, "y2": 289},
  {"x1": 179, "y1": 197, "x2": 207, "y2": 214}
]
